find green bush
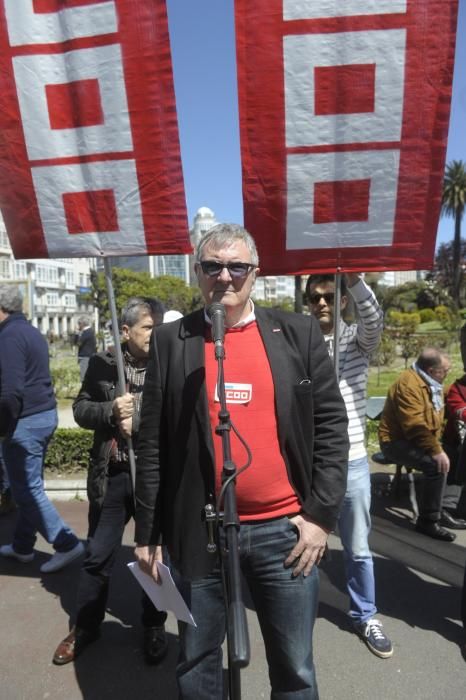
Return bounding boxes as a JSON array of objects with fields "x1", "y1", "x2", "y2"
[
  {"x1": 50, "y1": 362, "x2": 81, "y2": 399},
  {"x1": 365, "y1": 418, "x2": 380, "y2": 451},
  {"x1": 45, "y1": 428, "x2": 92, "y2": 474},
  {"x1": 419, "y1": 308, "x2": 436, "y2": 323}
]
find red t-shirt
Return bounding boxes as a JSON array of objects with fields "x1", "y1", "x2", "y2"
[{"x1": 205, "y1": 320, "x2": 300, "y2": 520}]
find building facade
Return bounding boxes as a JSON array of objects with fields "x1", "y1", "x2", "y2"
[{"x1": 0, "y1": 219, "x2": 94, "y2": 336}]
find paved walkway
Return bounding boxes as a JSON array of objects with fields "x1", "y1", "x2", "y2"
[{"x1": 1, "y1": 482, "x2": 465, "y2": 699}]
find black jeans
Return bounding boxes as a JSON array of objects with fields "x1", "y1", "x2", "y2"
[
  {"x1": 380, "y1": 440, "x2": 446, "y2": 522},
  {"x1": 75, "y1": 470, "x2": 167, "y2": 631}
]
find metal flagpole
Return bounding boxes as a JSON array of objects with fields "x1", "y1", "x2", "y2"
[
  {"x1": 103, "y1": 258, "x2": 138, "y2": 503},
  {"x1": 333, "y1": 273, "x2": 342, "y2": 379}
]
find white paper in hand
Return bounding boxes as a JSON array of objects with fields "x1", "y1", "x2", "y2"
[{"x1": 128, "y1": 561, "x2": 196, "y2": 627}]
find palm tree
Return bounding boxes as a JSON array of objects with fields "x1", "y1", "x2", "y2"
[{"x1": 441, "y1": 160, "x2": 466, "y2": 307}]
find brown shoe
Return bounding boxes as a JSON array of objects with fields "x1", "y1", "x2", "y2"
[{"x1": 52, "y1": 627, "x2": 100, "y2": 665}]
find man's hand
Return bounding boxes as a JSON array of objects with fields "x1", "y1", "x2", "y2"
[
  {"x1": 112, "y1": 393, "x2": 134, "y2": 421},
  {"x1": 118, "y1": 416, "x2": 133, "y2": 438},
  {"x1": 134, "y1": 545, "x2": 163, "y2": 583},
  {"x1": 345, "y1": 272, "x2": 363, "y2": 288},
  {"x1": 284, "y1": 514, "x2": 330, "y2": 577},
  {"x1": 432, "y1": 450, "x2": 450, "y2": 474}
]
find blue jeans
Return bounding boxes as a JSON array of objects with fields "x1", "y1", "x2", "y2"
[
  {"x1": 177, "y1": 517, "x2": 320, "y2": 700},
  {"x1": 2, "y1": 409, "x2": 79, "y2": 555},
  {"x1": 338, "y1": 456, "x2": 376, "y2": 624}
]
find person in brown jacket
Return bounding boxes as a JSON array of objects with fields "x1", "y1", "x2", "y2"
[{"x1": 379, "y1": 348, "x2": 461, "y2": 542}]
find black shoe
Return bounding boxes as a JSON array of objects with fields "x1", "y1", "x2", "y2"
[
  {"x1": 143, "y1": 626, "x2": 168, "y2": 665},
  {"x1": 439, "y1": 511, "x2": 466, "y2": 530},
  {"x1": 415, "y1": 520, "x2": 456, "y2": 542}
]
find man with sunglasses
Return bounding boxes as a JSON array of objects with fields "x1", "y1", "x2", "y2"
[
  {"x1": 134, "y1": 224, "x2": 349, "y2": 699},
  {"x1": 306, "y1": 273, "x2": 393, "y2": 659}
]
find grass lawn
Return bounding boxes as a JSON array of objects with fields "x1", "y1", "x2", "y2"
[{"x1": 368, "y1": 342, "x2": 464, "y2": 398}]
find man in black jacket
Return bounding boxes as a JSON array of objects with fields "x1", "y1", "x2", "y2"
[
  {"x1": 134, "y1": 225, "x2": 349, "y2": 699},
  {"x1": 53, "y1": 297, "x2": 168, "y2": 666},
  {"x1": 76, "y1": 315, "x2": 97, "y2": 380}
]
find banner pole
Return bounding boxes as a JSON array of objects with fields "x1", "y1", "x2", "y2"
[
  {"x1": 333, "y1": 273, "x2": 342, "y2": 380},
  {"x1": 103, "y1": 258, "x2": 138, "y2": 503}
]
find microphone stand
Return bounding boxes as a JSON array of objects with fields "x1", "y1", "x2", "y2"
[{"x1": 212, "y1": 340, "x2": 250, "y2": 700}]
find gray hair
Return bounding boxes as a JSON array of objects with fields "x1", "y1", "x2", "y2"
[
  {"x1": 417, "y1": 347, "x2": 449, "y2": 372},
  {"x1": 0, "y1": 284, "x2": 23, "y2": 314},
  {"x1": 77, "y1": 315, "x2": 91, "y2": 328},
  {"x1": 195, "y1": 223, "x2": 259, "y2": 266},
  {"x1": 121, "y1": 297, "x2": 165, "y2": 328}
]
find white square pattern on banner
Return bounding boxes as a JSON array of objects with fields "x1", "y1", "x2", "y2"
[
  {"x1": 13, "y1": 44, "x2": 133, "y2": 161},
  {"x1": 283, "y1": 0, "x2": 407, "y2": 20},
  {"x1": 4, "y1": 0, "x2": 117, "y2": 45},
  {"x1": 284, "y1": 29, "x2": 406, "y2": 147},
  {"x1": 286, "y1": 149, "x2": 400, "y2": 250},
  {"x1": 31, "y1": 159, "x2": 146, "y2": 257}
]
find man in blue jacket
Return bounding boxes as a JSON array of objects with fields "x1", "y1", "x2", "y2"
[{"x1": 0, "y1": 284, "x2": 83, "y2": 573}]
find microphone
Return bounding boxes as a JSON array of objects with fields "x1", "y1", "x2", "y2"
[{"x1": 207, "y1": 302, "x2": 225, "y2": 359}]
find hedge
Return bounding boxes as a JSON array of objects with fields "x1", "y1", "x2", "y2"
[
  {"x1": 45, "y1": 421, "x2": 383, "y2": 475},
  {"x1": 45, "y1": 428, "x2": 93, "y2": 474}
]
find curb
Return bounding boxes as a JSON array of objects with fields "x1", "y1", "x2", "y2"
[{"x1": 44, "y1": 478, "x2": 87, "y2": 501}]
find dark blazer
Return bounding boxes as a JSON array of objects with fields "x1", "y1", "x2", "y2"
[
  {"x1": 78, "y1": 327, "x2": 97, "y2": 358},
  {"x1": 135, "y1": 306, "x2": 348, "y2": 580},
  {"x1": 73, "y1": 349, "x2": 118, "y2": 508}
]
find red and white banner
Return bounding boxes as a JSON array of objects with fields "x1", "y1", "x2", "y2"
[
  {"x1": 0, "y1": 0, "x2": 191, "y2": 259},
  {"x1": 235, "y1": 0, "x2": 458, "y2": 275}
]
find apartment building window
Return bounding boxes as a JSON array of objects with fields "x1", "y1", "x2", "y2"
[
  {"x1": 14, "y1": 261, "x2": 27, "y2": 279},
  {"x1": 0, "y1": 258, "x2": 11, "y2": 278},
  {"x1": 37, "y1": 265, "x2": 58, "y2": 284},
  {"x1": 46, "y1": 292, "x2": 59, "y2": 306},
  {"x1": 66, "y1": 270, "x2": 75, "y2": 286},
  {"x1": 64, "y1": 294, "x2": 76, "y2": 307},
  {"x1": 0, "y1": 229, "x2": 10, "y2": 249}
]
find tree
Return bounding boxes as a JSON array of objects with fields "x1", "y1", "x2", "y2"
[
  {"x1": 441, "y1": 160, "x2": 466, "y2": 307},
  {"x1": 88, "y1": 268, "x2": 203, "y2": 326},
  {"x1": 371, "y1": 330, "x2": 397, "y2": 385},
  {"x1": 382, "y1": 279, "x2": 454, "y2": 314},
  {"x1": 428, "y1": 239, "x2": 466, "y2": 307}
]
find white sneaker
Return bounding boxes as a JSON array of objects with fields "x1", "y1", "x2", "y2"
[
  {"x1": 0, "y1": 543, "x2": 35, "y2": 563},
  {"x1": 40, "y1": 542, "x2": 84, "y2": 574}
]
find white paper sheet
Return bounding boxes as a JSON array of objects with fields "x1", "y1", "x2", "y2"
[{"x1": 128, "y1": 561, "x2": 196, "y2": 627}]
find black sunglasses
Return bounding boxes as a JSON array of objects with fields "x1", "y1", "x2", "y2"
[
  {"x1": 199, "y1": 260, "x2": 256, "y2": 278},
  {"x1": 308, "y1": 292, "x2": 335, "y2": 305}
]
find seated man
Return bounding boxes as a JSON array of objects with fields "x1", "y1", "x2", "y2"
[
  {"x1": 379, "y1": 348, "x2": 463, "y2": 541},
  {"x1": 53, "y1": 297, "x2": 168, "y2": 666},
  {"x1": 443, "y1": 320, "x2": 466, "y2": 518},
  {"x1": 443, "y1": 373, "x2": 466, "y2": 518}
]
